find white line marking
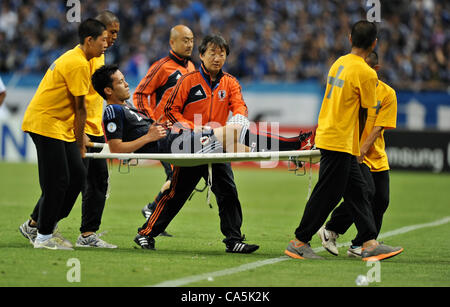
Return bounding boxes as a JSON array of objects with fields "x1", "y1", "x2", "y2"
[{"x1": 149, "y1": 216, "x2": 450, "y2": 287}]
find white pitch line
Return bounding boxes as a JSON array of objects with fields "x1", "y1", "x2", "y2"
[{"x1": 149, "y1": 216, "x2": 450, "y2": 287}]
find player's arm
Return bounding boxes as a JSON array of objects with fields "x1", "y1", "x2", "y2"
[
  {"x1": 108, "y1": 123, "x2": 167, "y2": 153},
  {"x1": 103, "y1": 104, "x2": 166, "y2": 153},
  {"x1": 358, "y1": 125, "x2": 383, "y2": 163},
  {"x1": 358, "y1": 87, "x2": 397, "y2": 163},
  {"x1": 73, "y1": 95, "x2": 87, "y2": 157},
  {"x1": 359, "y1": 75, "x2": 378, "y2": 140},
  {"x1": 66, "y1": 64, "x2": 91, "y2": 156},
  {"x1": 164, "y1": 75, "x2": 194, "y2": 130}
]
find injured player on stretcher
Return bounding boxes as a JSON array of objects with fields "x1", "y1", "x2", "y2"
[{"x1": 92, "y1": 64, "x2": 314, "y2": 156}]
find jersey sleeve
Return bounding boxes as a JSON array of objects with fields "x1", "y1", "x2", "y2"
[
  {"x1": 375, "y1": 89, "x2": 397, "y2": 130},
  {"x1": 228, "y1": 77, "x2": 248, "y2": 117},
  {"x1": 103, "y1": 104, "x2": 124, "y2": 140},
  {"x1": 65, "y1": 64, "x2": 91, "y2": 97},
  {"x1": 133, "y1": 61, "x2": 165, "y2": 119},
  {"x1": 359, "y1": 76, "x2": 378, "y2": 109},
  {"x1": 153, "y1": 86, "x2": 172, "y2": 121}
]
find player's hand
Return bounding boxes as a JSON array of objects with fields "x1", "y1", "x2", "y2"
[
  {"x1": 84, "y1": 133, "x2": 91, "y2": 145},
  {"x1": 163, "y1": 120, "x2": 173, "y2": 130},
  {"x1": 357, "y1": 154, "x2": 364, "y2": 164},
  {"x1": 77, "y1": 139, "x2": 87, "y2": 158},
  {"x1": 147, "y1": 122, "x2": 167, "y2": 142},
  {"x1": 155, "y1": 115, "x2": 173, "y2": 130}
]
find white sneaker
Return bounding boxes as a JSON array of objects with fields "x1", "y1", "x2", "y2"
[
  {"x1": 52, "y1": 226, "x2": 73, "y2": 248},
  {"x1": 317, "y1": 225, "x2": 339, "y2": 256},
  {"x1": 34, "y1": 237, "x2": 74, "y2": 250},
  {"x1": 347, "y1": 246, "x2": 362, "y2": 258},
  {"x1": 19, "y1": 220, "x2": 37, "y2": 244},
  {"x1": 75, "y1": 233, "x2": 117, "y2": 248}
]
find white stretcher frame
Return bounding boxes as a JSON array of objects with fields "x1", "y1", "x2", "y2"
[
  {"x1": 86, "y1": 142, "x2": 321, "y2": 166},
  {"x1": 86, "y1": 142, "x2": 321, "y2": 202}
]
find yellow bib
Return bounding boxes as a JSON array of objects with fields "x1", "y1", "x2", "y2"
[
  {"x1": 362, "y1": 80, "x2": 397, "y2": 172},
  {"x1": 315, "y1": 54, "x2": 378, "y2": 156},
  {"x1": 22, "y1": 46, "x2": 91, "y2": 142}
]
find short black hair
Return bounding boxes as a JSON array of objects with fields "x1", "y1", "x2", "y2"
[
  {"x1": 95, "y1": 10, "x2": 119, "y2": 27},
  {"x1": 78, "y1": 18, "x2": 106, "y2": 45},
  {"x1": 198, "y1": 34, "x2": 230, "y2": 56},
  {"x1": 92, "y1": 64, "x2": 119, "y2": 100},
  {"x1": 351, "y1": 20, "x2": 377, "y2": 50},
  {"x1": 366, "y1": 51, "x2": 379, "y2": 68}
]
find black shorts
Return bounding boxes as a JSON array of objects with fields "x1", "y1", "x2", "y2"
[{"x1": 139, "y1": 129, "x2": 223, "y2": 154}]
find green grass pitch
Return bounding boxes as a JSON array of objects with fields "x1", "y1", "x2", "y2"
[{"x1": 0, "y1": 162, "x2": 449, "y2": 287}]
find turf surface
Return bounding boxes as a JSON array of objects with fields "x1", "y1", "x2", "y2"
[{"x1": 0, "y1": 162, "x2": 449, "y2": 288}]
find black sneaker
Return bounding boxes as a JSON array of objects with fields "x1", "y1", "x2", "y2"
[
  {"x1": 142, "y1": 205, "x2": 174, "y2": 237},
  {"x1": 141, "y1": 204, "x2": 153, "y2": 219},
  {"x1": 226, "y1": 241, "x2": 259, "y2": 254},
  {"x1": 134, "y1": 234, "x2": 155, "y2": 250}
]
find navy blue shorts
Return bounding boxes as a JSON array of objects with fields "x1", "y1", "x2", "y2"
[{"x1": 138, "y1": 129, "x2": 223, "y2": 154}]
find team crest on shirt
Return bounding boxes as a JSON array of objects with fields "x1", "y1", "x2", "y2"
[
  {"x1": 107, "y1": 122, "x2": 117, "y2": 133},
  {"x1": 218, "y1": 90, "x2": 226, "y2": 101},
  {"x1": 200, "y1": 136, "x2": 211, "y2": 145}
]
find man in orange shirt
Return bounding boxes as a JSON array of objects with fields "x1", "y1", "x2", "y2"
[
  {"x1": 133, "y1": 25, "x2": 195, "y2": 230},
  {"x1": 284, "y1": 21, "x2": 403, "y2": 261},
  {"x1": 134, "y1": 34, "x2": 259, "y2": 253},
  {"x1": 317, "y1": 51, "x2": 398, "y2": 258},
  {"x1": 90, "y1": 63, "x2": 308, "y2": 253}
]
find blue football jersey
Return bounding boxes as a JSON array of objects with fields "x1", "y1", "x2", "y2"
[{"x1": 103, "y1": 101, "x2": 153, "y2": 143}]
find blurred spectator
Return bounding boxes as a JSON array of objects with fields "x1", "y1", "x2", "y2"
[
  {"x1": 0, "y1": 75, "x2": 8, "y2": 120},
  {"x1": 0, "y1": 0, "x2": 448, "y2": 90}
]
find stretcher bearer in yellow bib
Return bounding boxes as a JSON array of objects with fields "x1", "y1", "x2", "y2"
[
  {"x1": 75, "y1": 11, "x2": 120, "y2": 249},
  {"x1": 318, "y1": 51, "x2": 398, "y2": 258},
  {"x1": 20, "y1": 19, "x2": 108, "y2": 250},
  {"x1": 285, "y1": 20, "x2": 403, "y2": 261}
]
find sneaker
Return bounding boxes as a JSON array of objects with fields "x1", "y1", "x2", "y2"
[
  {"x1": 142, "y1": 205, "x2": 173, "y2": 237},
  {"x1": 226, "y1": 241, "x2": 259, "y2": 254},
  {"x1": 361, "y1": 243, "x2": 403, "y2": 261},
  {"x1": 141, "y1": 204, "x2": 153, "y2": 219},
  {"x1": 134, "y1": 233, "x2": 155, "y2": 250},
  {"x1": 76, "y1": 233, "x2": 117, "y2": 248},
  {"x1": 52, "y1": 225, "x2": 73, "y2": 248},
  {"x1": 347, "y1": 246, "x2": 362, "y2": 258},
  {"x1": 284, "y1": 239, "x2": 324, "y2": 259},
  {"x1": 19, "y1": 220, "x2": 37, "y2": 244},
  {"x1": 33, "y1": 237, "x2": 74, "y2": 250},
  {"x1": 317, "y1": 226, "x2": 339, "y2": 256},
  {"x1": 299, "y1": 130, "x2": 314, "y2": 150}
]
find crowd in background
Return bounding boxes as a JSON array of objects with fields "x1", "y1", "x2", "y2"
[{"x1": 0, "y1": 0, "x2": 448, "y2": 90}]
